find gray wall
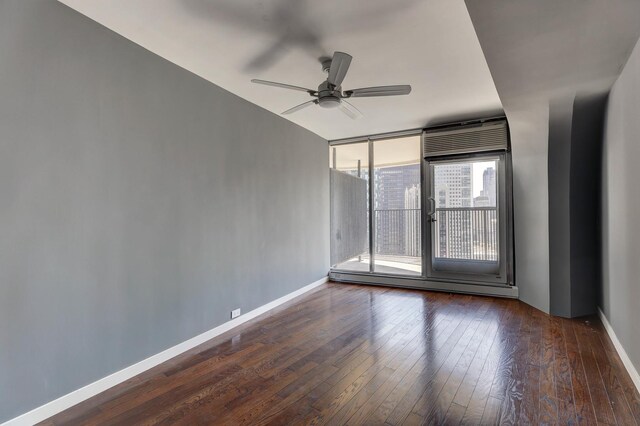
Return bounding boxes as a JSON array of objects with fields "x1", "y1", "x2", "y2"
[
  {"x1": 569, "y1": 93, "x2": 607, "y2": 317},
  {"x1": 0, "y1": 1, "x2": 329, "y2": 421},
  {"x1": 548, "y1": 94, "x2": 607, "y2": 318},
  {"x1": 548, "y1": 98, "x2": 574, "y2": 317},
  {"x1": 601, "y1": 37, "x2": 640, "y2": 376},
  {"x1": 507, "y1": 105, "x2": 551, "y2": 313}
]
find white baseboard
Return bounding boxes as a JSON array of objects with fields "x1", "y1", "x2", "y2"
[
  {"x1": 597, "y1": 307, "x2": 640, "y2": 393},
  {"x1": 2, "y1": 276, "x2": 328, "y2": 426}
]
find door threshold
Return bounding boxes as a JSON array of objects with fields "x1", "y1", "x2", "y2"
[{"x1": 329, "y1": 271, "x2": 518, "y2": 299}]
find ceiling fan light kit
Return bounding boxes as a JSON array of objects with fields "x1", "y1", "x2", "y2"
[{"x1": 251, "y1": 51, "x2": 411, "y2": 119}]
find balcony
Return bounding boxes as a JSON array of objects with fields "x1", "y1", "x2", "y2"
[{"x1": 332, "y1": 207, "x2": 498, "y2": 276}]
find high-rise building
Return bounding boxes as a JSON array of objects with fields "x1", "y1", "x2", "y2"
[
  {"x1": 374, "y1": 164, "x2": 420, "y2": 257},
  {"x1": 434, "y1": 163, "x2": 473, "y2": 208},
  {"x1": 433, "y1": 163, "x2": 473, "y2": 258},
  {"x1": 404, "y1": 184, "x2": 421, "y2": 257},
  {"x1": 480, "y1": 167, "x2": 496, "y2": 206},
  {"x1": 474, "y1": 195, "x2": 490, "y2": 207},
  {"x1": 370, "y1": 162, "x2": 496, "y2": 261}
]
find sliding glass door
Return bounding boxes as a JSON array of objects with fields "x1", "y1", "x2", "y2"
[
  {"x1": 330, "y1": 135, "x2": 422, "y2": 276},
  {"x1": 425, "y1": 154, "x2": 509, "y2": 284},
  {"x1": 372, "y1": 136, "x2": 422, "y2": 276},
  {"x1": 329, "y1": 121, "x2": 513, "y2": 288}
]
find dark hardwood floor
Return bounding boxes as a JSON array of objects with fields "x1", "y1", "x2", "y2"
[{"x1": 43, "y1": 282, "x2": 640, "y2": 425}]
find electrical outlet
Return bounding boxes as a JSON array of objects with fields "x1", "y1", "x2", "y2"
[{"x1": 231, "y1": 308, "x2": 241, "y2": 319}]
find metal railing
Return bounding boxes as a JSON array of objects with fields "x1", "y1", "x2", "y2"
[
  {"x1": 374, "y1": 207, "x2": 499, "y2": 261},
  {"x1": 373, "y1": 207, "x2": 498, "y2": 262},
  {"x1": 433, "y1": 207, "x2": 498, "y2": 261},
  {"x1": 374, "y1": 208, "x2": 421, "y2": 258}
]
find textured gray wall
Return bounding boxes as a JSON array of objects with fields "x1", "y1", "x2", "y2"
[
  {"x1": 601, "y1": 38, "x2": 640, "y2": 376},
  {"x1": 0, "y1": 1, "x2": 328, "y2": 421}
]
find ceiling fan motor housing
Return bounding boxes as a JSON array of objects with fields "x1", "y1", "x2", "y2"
[
  {"x1": 318, "y1": 96, "x2": 341, "y2": 108},
  {"x1": 317, "y1": 81, "x2": 341, "y2": 108}
]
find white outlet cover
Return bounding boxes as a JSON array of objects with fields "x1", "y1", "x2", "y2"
[{"x1": 231, "y1": 308, "x2": 241, "y2": 319}]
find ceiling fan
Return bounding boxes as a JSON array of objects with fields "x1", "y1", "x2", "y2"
[{"x1": 251, "y1": 51, "x2": 411, "y2": 119}]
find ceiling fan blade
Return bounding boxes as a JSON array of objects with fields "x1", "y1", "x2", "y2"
[
  {"x1": 344, "y1": 85, "x2": 412, "y2": 98},
  {"x1": 251, "y1": 79, "x2": 315, "y2": 94},
  {"x1": 282, "y1": 100, "x2": 317, "y2": 115},
  {"x1": 327, "y1": 52, "x2": 352, "y2": 87},
  {"x1": 338, "y1": 100, "x2": 363, "y2": 120}
]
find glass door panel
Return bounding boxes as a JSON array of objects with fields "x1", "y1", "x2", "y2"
[
  {"x1": 329, "y1": 142, "x2": 370, "y2": 272},
  {"x1": 426, "y1": 155, "x2": 507, "y2": 283},
  {"x1": 372, "y1": 136, "x2": 422, "y2": 276}
]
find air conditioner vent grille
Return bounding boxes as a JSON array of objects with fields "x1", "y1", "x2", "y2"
[{"x1": 423, "y1": 121, "x2": 508, "y2": 158}]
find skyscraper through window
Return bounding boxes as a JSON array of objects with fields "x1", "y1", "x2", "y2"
[
  {"x1": 434, "y1": 162, "x2": 498, "y2": 261},
  {"x1": 372, "y1": 162, "x2": 497, "y2": 262},
  {"x1": 374, "y1": 164, "x2": 420, "y2": 258}
]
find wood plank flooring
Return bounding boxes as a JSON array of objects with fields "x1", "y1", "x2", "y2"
[{"x1": 42, "y1": 282, "x2": 640, "y2": 425}]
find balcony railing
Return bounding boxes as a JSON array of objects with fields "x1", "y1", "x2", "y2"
[
  {"x1": 373, "y1": 207, "x2": 498, "y2": 262},
  {"x1": 434, "y1": 207, "x2": 498, "y2": 261},
  {"x1": 374, "y1": 208, "x2": 421, "y2": 258}
]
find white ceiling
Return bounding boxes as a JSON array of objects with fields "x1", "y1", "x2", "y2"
[
  {"x1": 464, "y1": 0, "x2": 640, "y2": 107},
  {"x1": 57, "y1": 0, "x2": 503, "y2": 140}
]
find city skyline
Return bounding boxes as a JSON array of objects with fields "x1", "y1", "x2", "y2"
[{"x1": 332, "y1": 159, "x2": 498, "y2": 265}]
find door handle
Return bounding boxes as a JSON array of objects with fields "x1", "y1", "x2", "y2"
[
  {"x1": 427, "y1": 197, "x2": 435, "y2": 215},
  {"x1": 427, "y1": 197, "x2": 437, "y2": 222}
]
